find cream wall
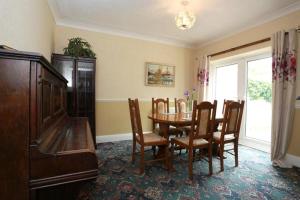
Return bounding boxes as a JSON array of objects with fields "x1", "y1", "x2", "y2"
[
  {"x1": 195, "y1": 10, "x2": 300, "y2": 157},
  {"x1": 0, "y1": 0, "x2": 55, "y2": 60},
  {"x1": 54, "y1": 25, "x2": 194, "y2": 135}
]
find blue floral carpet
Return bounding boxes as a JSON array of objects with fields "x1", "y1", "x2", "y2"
[{"x1": 78, "y1": 140, "x2": 300, "y2": 200}]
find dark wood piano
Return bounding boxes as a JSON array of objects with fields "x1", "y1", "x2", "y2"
[{"x1": 0, "y1": 49, "x2": 98, "y2": 200}]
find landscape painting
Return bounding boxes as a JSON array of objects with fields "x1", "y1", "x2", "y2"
[{"x1": 145, "y1": 62, "x2": 175, "y2": 87}]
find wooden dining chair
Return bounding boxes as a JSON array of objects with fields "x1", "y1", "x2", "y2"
[
  {"x1": 171, "y1": 100, "x2": 217, "y2": 180},
  {"x1": 128, "y1": 98, "x2": 169, "y2": 174},
  {"x1": 152, "y1": 98, "x2": 183, "y2": 136},
  {"x1": 152, "y1": 98, "x2": 169, "y2": 131},
  {"x1": 173, "y1": 98, "x2": 190, "y2": 154},
  {"x1": 222, "y1": 99, "x2": 234, "y2": 114},
  {"x1": 214, "y1": 99, "x2": 235, "y2": 132},
  {"x1": 175, "y1": 98, "x2": 187, "y2": 113},
  {"x1": 213, "y1": 100, "x2": 245, "y2": 171},
  {"x1": 175, "y1": 98, "x2": 191, "y2": 133}
]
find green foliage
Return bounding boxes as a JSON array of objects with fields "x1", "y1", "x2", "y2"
[
  {"x1": 247, "y1": 80, "x2": 271, "y2": 102},
  {"x1": 63, "y1": 37, "x2": 96, "y2": 58}
]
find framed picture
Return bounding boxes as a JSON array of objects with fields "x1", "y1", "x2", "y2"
[{"x1": 145, "y1": 62, "x2": 175, "y2": 87}]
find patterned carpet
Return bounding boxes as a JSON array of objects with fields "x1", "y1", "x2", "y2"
[{"x1": 78, "y1": 140, "x2": 300, "y2": 200}]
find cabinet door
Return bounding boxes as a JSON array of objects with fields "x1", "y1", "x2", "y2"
[
  {"x1": 76, "y1": 61, "x2": 95, "y2": 115},
  {"x1": 52, "y1": 59, "x2": 76, "y2": 115}
]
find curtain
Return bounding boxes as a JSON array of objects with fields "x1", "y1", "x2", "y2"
[
  {"x1": 197, "y1": 55, "x2": 210, "y2": 101},
  {"x1": 271, "y1": 29, "x2": 297, "y2": 168}
]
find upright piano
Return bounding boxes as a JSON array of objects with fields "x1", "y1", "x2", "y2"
[{"x1": 0, "y1": 49, "x2": 98, "y2": 200}]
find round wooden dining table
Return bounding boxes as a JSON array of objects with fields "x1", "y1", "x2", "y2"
[
  {"x1": 148, "y1": 112, "x2": 193, "y2": 139},
  {"x1": 148, "y1": 112, "x2": 224, "y2": 169},
  {"x1": 148, "y1": 112, "x2": 193, "y2": 169}
]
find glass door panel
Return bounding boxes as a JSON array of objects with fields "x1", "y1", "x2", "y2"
[
  {"x1": 76, "y1": 61, "x2": 95, "y2": 114},
  {"x1": 52, "y1": 60, "x2": 74, "y2": 88},
  {"x1": 246, "y1": 57, "x2": 272, "y2": 142},
  {"x1": 52, "y1": 59, "x2": 75, "y2": 115},
  {"x1": 215, "y1": 64, "x2": 238, "y2": 116}
]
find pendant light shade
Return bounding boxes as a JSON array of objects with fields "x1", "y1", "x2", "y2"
[
  {"x1": 175, "y1": 10, "x2": 196, "y2": 30},
  {"x1": 175, "y1": 1, "x2": 196, "y2": 30}
]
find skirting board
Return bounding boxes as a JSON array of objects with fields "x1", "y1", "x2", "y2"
[
  {"x1": 239, "y1": 138, "x2": 271, "y2": 153},
  {"x1": 285, "y1": 154, "x2": 300, "y2": 168},
  {"x1": 96, "y1": 132, "x2": 151, "y2": 143}
]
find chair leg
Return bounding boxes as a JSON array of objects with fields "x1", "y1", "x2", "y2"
[
  {"x1": 220, "y1": 144, "x2": 224, "y2": 171},
  {"x1": 170, "y1": 141, "x2": 174, "y2": 169},
  {"x1": 164, "y1": 144, "x2": 170, "y2": 170},
  {"x1": 152, "y1": 145, "x2": 156, "y2": 157},
  {"x1": 140, "y1": 145, "x2": 145, "y2": 174},
  {"x1": 234, "y1": 141, "x2": 238, "y2": 167},
  {"x1": 179, "y1": 131, "x2": 183, "y2": 155},
  {"x1": 208, "y1": 143, "x2": 213, "y2": 175},
  {"x1": 193, "y1": 149, "x2": 196, "y2": 162},
  {"x1": 188, "y1": 148, "x2": 193, "y2": 180},
  {"x1": 132, "y1": 139, "x2": 136, "y2": 163}
]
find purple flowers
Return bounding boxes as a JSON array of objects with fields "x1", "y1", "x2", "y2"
[
  {"x1": 184, "y1": 88, "x2": 197, "y2": 101},
  {"x1": 184, "y1": 90, "x2": 189, "y2": 97}
]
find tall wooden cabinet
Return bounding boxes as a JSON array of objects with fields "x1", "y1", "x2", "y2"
[{"x1": 51, "y1": 54, "x2": 96, "y2": 144}]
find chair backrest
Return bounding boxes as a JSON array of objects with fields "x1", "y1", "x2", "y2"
[
  {"x1": 128, "y1": 98, "x2": 144, "y2": 143},
  {"x1": 152, "y1": 98, "x2": 169, "y2": 114},
  {"x1": 221, "y1": 100, "x2": 245, "y2": 138},
  {"x1": 222, "y1": 99, "x2": 234, "y2": 114},
  {"x1": 152, "y1": 98, "x2": 169, "y2": 130},
  {"x1": 175, "y1": 98, "x2": 187, "y2": 113},
  {"x1": 190, "y1": 100, "x2": 217, "y2": 143}
]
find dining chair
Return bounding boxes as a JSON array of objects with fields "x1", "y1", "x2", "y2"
[
  {"x1": 152, "y1": 98, "x2": 169, "y2": 131},
  {"x1": 171, "y1": 100, "x2": 217, "y2": 180},
  {"x1": 128, "y1": 98, "x2": 169, "y2": 174},
  {"x1": 214, "y1": 99, "x2": 235, "y2": 132},
  {"x1": 152, "y1": 98, "x2": 183, "y2": 136},
  {"x1": 222, "y1": 99, "x2": 234, "y2": 114},
  {"x1": 213, "y1": 100, "x2": 245, "y2": 171},
  {"x1": 175, "y1": 98, "x2": 191, "y2": 135},
  {"x1": 175, "y1": 98, "x2": 187, "y2": 113}
]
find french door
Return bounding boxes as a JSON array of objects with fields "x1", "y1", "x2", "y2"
[{"x1": 211, "y1": 53, "x2": 272, "y2": 151}]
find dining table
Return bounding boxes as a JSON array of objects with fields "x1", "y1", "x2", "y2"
[
  {"x1": 148, "y1": 111, "x2": 224, "y2": 169},
  {"x1": 148, "y1": 111, "x2": 223, "y2": 139},
  {"x1": 148, "y1": 112, "x2": 193, "y2": 139},
  {"x1": 148, "y1": 112, "x2": 193, "y2": 169}
]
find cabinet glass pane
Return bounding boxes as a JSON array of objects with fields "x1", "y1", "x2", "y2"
[
  {"x1": 52, "y1": 60, "x2": 73, "y2": 88},
  {"x1": 52, "y1": 59, "x2": 74, "y2": 115},
  {"x1": 77, "y1": 62, "x2": 94, "y2": 114}
]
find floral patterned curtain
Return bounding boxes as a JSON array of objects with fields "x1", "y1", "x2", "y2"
[
  {"x1": 271, "y1": 29, "x2": 297, "y2": 168},
  {"x1": 197, "y1": 55, "x2": 210, "y2": 101}
]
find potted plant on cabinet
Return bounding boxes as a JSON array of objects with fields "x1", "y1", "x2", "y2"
[{"x1": 63, "y1": 37, "x2": 96, "y2": 58}]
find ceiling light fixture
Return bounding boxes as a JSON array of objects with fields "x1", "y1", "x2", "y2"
[{"x1": 175, "y1": 0, "x2": 196, "y2": 30}]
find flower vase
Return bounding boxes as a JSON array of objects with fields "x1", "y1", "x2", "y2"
[{"x1": 188, "y1": 99, "x2": 193, "y2": 112}]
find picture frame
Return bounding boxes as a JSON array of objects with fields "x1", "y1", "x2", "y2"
[{"x1": 145, "y1": 62, "x2": 175, "y2": 87}]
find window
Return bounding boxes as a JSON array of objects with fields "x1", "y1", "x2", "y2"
[
  {"x1": 214, "y1": 64, "x2": 238, "y2": 116},
  {"x1": 246, "y1": 57, "x2": 272, "y2": 143},
  {"x1": 210, "y1": 49, "x2": 272, "y2": 152}
]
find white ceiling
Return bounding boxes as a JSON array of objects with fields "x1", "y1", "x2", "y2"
[{"x1": 48, "y1": 0, "x2": 300, "y2": 48}]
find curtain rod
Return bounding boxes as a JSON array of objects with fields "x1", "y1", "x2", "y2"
[
  {"x1": 208, "y1": 38, "x2": 270, "y2": 57},
  {"x1": 208, "y1": 27, "x2": 300, "y2": 58}
]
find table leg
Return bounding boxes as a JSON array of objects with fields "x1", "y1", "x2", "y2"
[{"x1": 156, "y1": 123, "x2": 172, "y2": 170}]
